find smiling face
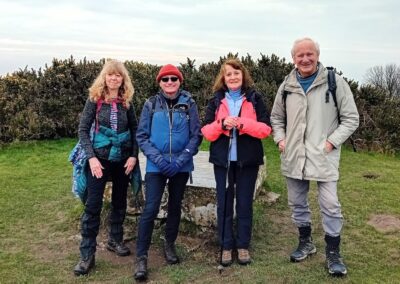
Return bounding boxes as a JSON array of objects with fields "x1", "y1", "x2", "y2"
[
  {"x1": 224, "y1": 64, "x2": 243, "y2": 91},
  {"x1": 105, "y1": 72, "x2": 123, "y2": 93},
  {"x1": 159, "y1": 76, "x2": 181, "y2": 97},
  {"x1": 292, "y1": 39, "x2": 319, "y2": 77}
]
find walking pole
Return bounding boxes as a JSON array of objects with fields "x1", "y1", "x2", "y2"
[{"x1": 218, "y1": 130, "x2": 233, "y2": 274}]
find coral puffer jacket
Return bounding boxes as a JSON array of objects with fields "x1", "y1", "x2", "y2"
[{"x1": 202, "y1": 88, "x2": 272, "y2": 168}]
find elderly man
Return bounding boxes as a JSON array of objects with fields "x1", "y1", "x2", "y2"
[{"x1": 270, "y1": 37, "x2": 359, "y2": 276}]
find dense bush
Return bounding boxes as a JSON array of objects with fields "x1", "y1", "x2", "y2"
[{"x1": 0, "y1": 55, "x2": 399, "y2": 154}]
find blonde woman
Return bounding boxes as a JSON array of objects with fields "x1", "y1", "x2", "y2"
[{"x1": 74, "y1": 60, "x2": 138, "y2": 276}]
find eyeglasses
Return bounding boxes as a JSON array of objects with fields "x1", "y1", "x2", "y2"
[{"x1": 161, "y1": 76, "x2": 179, "y2": 83}]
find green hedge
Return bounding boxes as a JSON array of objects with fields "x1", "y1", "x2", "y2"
[{"x1": 0, "y1": 54, "x2": 399, "y2": 154}]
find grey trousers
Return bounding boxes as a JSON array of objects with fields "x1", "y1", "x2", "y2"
[{"x1": 286, "y1": 177, "x2": 343, "y2": 237}]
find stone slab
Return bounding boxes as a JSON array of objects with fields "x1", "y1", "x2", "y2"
[{"x1": 138, "y1": 151, "x2": 216, "y2": 189}]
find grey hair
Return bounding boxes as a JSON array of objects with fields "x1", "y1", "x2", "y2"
[{"x1": 291, "y1": 37, "x2": 320, "y2": 57}]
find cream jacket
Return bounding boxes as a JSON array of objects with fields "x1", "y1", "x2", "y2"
[{"x1": 271, "y1": 64, "x2": 359, "y2": 181}]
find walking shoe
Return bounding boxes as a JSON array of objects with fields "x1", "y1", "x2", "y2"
[
  {"x1": 237, "y1": 249, "x2": 252, "y2": 265},
  {"x1": 106, "y1": 240, "x2": 131, "y2": 256},
  {"x1": 163, "y1": 240, "x2": 180, "y2": 264},
  {"x1": 221, "y1": 250, "x2": 233, "y2": 267},
  {"x1": 73, "y1": 255, "x2": 95, "y2": 276},
  {"x1": 134, "y1": 255, "x2": 148, "y2": 281},
  {"x1": 290, "y1": 236, "x2": 317, "y2": 262},
  {"x1": 326, "y1": 248, "x2": 347, "y2": 276}
]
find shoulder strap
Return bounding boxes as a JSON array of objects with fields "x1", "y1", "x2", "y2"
[
  {"x1": 148, "y1": 96, "x2": 157, "y2": 133},
  {"x1": 282, "y1": 90, "x2": 290, "y2": 107},
  {"x1": 326, "y1": 67, "x2": 340, "y2": 124},
  {"x1": 248, "y1": 90, "x2": 257, "y2": 111},
  {"x1": 280, "y1": 77, "x2": 290, "y2": 129},
  {"x1": 325, "y1": 67, "x2": 337, "y2": 107},
  {"x1": 214, "y1": 95, "x2": 222, "y2": 114}
]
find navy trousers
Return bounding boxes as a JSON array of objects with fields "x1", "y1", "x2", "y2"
[
  {"x1": 214, "y1": 162, "x2": 259, "y2": 250},
  {"x1": 136, "y1": 172, "x2": 189, "y2": 257}
]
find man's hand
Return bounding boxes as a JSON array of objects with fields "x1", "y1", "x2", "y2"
[
  {"x1": 278, "y1": 139, "x2": 286, "y2": 153},
  {"x1": 325, "y1": 141, "x2": 334, "y2": 153}
]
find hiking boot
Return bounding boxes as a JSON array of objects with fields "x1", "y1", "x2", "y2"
[
  {"x1": 73, "y1": 255, "x2": 95, "y2": 276},
  {"x1": 237, "y1": 249, "x2": 252, "y2": 265},
  {"x1": 134, "y1": 255, "x2": 148, "y2": 281},
  {"x1": 221, "y1": 250, "x2": 233, "y2": 267},
  {"x1": 290, "y1": 236, "x2": 316, "y2": 262},
  {"x1": 326, "y1": 248, "x2": 347, "y2": 276},
  {"x1": 106, "y1": 240, "x2": 131, "y2": 256},
  {"x1": 163, "y1": 240, "x2": 180, "y2": 264}
]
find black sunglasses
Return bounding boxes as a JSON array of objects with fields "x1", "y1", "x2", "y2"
[{"x1": 161, "y1": 76, "x2": 179, "y2": 82}]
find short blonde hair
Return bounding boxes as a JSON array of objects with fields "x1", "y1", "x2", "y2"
[
  {"x1": 291, "y1": 37, "x2": 320, "y2": 58},
  {"x1": 212, "y1": 58, "x2": 254, "y2": 93},
  {"x1": 89, "y1": 59, "x2": 134, "y2": 108}
]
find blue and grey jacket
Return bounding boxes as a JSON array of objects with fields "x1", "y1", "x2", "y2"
[{"x1": 136, "y1": 90, "x2": 202, "y2": 173}]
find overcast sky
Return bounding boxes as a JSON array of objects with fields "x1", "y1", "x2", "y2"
[{"x1": 0, "y1": 0, "x2": 399, "y2": 83}]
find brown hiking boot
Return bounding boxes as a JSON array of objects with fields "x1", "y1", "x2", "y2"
[
  {"x1": 237, "y1": 249, "x2": 251, "y2": 265},
  {"x1": 221, "y1": 250, "x2": 233, "y2": 267}
]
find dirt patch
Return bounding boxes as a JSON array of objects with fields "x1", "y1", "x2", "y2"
[
  {"x1": 362, "y1": 172, "x2": 380, "y2": 179},
  {"x1": 367, "y1": 214, "x2": 400, "y2": 233}
]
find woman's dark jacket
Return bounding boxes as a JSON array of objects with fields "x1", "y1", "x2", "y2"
[{"x1": 78, "y1": 98, "x2": 139, "y2": 161}]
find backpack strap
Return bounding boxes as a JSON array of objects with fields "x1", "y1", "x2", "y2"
[
  {"x1": 280, "y1": 76, "x2": 290, "y2": 130},
  {"x1": 148, "y1": 96, "x2": 157, "y2": 134},
  {"x1": 248, "y1": 90, "x2": 257, "y2": 111},
  {"x1": 325, "y1": 67, "x2": 357, "y2": 152},
  {"x1": 325, "y1": 67, "x2": 337, "y2": 106},
  {"x1": 326, "y1": 67, "x2": 340, "y2": 124},
  {"x1": 214, "y1": 95, "x2": 222, "y2": 114}
]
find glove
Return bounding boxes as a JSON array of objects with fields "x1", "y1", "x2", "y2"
[
  {"x1": 157, "y1": 159, "x2": 170, "y2": 176},
  {"x1": 164, "y1": 161, "x2": 181, "y2": 177}
]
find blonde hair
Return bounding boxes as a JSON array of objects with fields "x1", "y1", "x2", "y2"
[
  {"x1": 89, "y1": 59, "x2": 134, "y2": 108},
  {"x1": 212, "y1": 58, "x2": 254, "y2": 93}
]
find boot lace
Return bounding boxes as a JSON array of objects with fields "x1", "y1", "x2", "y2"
[
  {"x1": 326, "y1": 249, "x2": 342, "y2": 265},
  {"x1": 238, "y1": 249, "x2": 250, "y2": 261}
]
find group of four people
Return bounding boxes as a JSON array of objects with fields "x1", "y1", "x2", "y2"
[{"x1": 73, "y1": 37, "x2": 359, "y2": 281}]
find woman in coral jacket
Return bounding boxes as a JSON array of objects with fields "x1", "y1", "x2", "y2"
[{"x1": 202, "y1": 58, "x2": 271, "y2": 266}]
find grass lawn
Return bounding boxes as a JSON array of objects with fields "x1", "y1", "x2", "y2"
[{"x1": 0, "y1": 138, "x2": 399, "y2": 283}]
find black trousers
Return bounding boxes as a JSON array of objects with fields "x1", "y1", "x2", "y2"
[{"x1": 79, "y1": 158, "x2": 130, "y2": 259}]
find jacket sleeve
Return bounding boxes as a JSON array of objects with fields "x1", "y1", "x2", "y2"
[
  {"x1": 270, "y1": 83, "x2": 287, "y2": 144},
  {"x1": 136, "y1": 99, "x2": 164, "y2": 166},
  {"x1": 127, "y1": 103, "x2": 139, "y2": 158},
  {"x1": 78, "y1": 99, "x2": 97, "y2": 159},
  {"x1": 327, "y1": 77, "x2": 359, "y2": 148},
  {"x1": 238, "y1": 92, "x2": 272, "y2": 139},
  {"x1": 201, "y1": 97, "x2": 227, "y2": 142},
  {"x1": 176, "y1": 100, "x2": 203, "y2": 166}
]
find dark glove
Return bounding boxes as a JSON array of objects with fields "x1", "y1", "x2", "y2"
[
  {"x1": 157, "y1": 159, "x2": 170, "y2": 176},
  {"x1": 164, "y1": 161, "x2": 181, "y2": 177}
]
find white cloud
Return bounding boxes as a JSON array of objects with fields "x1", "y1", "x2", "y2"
[{"x1": 0, "y1": 0, "x2": 399, "y2": 82}]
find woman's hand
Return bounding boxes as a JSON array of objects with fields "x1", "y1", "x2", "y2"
[
  {"x1": 223, "y1": 116, "x2": 239, "y2": 130},
  {"x1": 89, "y1": 157, "x2": 104, "y2": 178},
  {"x1": 124, "y1": 157, "x2": 137, "y2": 175}
]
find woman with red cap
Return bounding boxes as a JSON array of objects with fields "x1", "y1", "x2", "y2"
[{"x1": 134, "y1": 64, "x2": 202, "y2": 281}]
